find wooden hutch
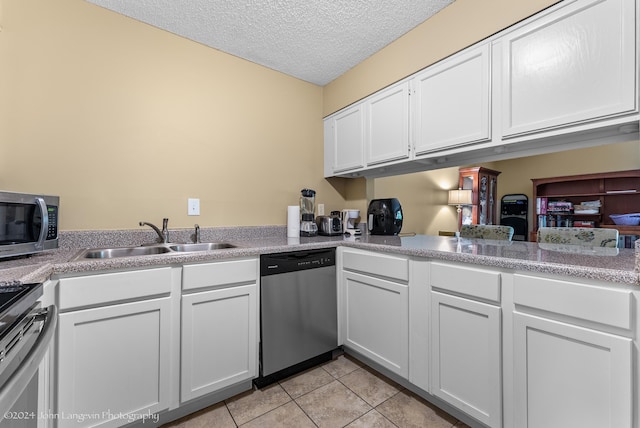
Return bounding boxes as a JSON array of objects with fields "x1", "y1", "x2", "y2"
[{"x1": 459, "y1": 167, "x2": 501, "y2": 226}]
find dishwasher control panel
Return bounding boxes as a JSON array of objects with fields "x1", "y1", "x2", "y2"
[{"x1": 260, "y1": 249, "x2": 335, "y2": 276}]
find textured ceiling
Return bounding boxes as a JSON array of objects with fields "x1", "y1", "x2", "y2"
[{"x1": 85, "y1": 0, "x2": 455, "y2": 86}]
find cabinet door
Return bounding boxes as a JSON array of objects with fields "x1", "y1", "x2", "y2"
[
  {"x1": 413, "y1": 43, "x2": 491, "y2": 155},
  {"x1": 342, "y1": 271, "x2": 408, "y2": 378},
  {"x1": 431, "y1": 292, "x2": 502, "y2": 428},
  {"x1": 329, "y1": 103, "x2": 365, "y2": 173},
  {"x1": 513, "y1": 312, "x2": 632, "y2": 428},
  {"x1": 366, "y1": 81, "x2": 410, "y2": 165},
  {"x1": 501, "y1": 0, "x2": 636, "y2": 137},
  {"x1": 181, "y1": 284, "x2": 257, "y2": 402},
  {"x1": 57, "y1": 298, "x2": 171, "y2": 428}
]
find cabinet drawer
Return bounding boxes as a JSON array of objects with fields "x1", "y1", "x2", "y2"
[
  {"x1": 183, "y1": 258, "x2": 258, "y2": 291},
  {"x1": 431, "y1": 262, "x2": 501, "y2": 303},
  {"x1": 514, "y1": 274, "x2": 632, "y2": 330},
  {"x1": 58, "y1": 267, "x2": 173, "y2": 310},
  {"x1": 341, "y1": 248, "x2": 408, "y2": 282}
]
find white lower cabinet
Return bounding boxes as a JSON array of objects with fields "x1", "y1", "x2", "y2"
[
  {"x1": 54, "y1": 259, "x2": 259, "y2": 428},
  {"x1": 342, "y1": 271, "x2": 408, "y2": 377},
  {"x1": 512, "y1": 274, "x2": 634, "y2": 428},
  {"x1": 340, "y1": 248, "x2": 409, "y2": 378},
  {"x1": 430, "y1": 262, "x2": 502, "y2": 428},
  {"x1": 431, "y1": 292, "x2": 502, "y2": 428},
  {"x1": 513, "y1": 313, "x2": 632, "y2": 428},
  {"x1": 56, "y1": 268, "x2": 174, "y2": 428},
  {"x1": 180, "y1": 258, "x2": 258, "y2": 403}
]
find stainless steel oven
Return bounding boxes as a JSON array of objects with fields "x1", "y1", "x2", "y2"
[
  {"x1": 0, "y1": 191, "x2": 59, "y2": 259},
  {"x1": 0, "y1": 283, "x2": 57, "y2": 427}
]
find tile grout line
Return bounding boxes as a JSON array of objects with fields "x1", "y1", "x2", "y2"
[
  {"x1": 334, "y1": 374, "x2": 403, "y2": 428},
  {"x1": 219, "y1": 355, "x2": 466, "y2": 428},
  {"x1": 276, "y1": 379, "x2": 321, "y2": 428}
]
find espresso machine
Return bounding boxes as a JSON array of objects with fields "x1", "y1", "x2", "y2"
[{"x1": 300, "y1": 189, "x2": 318, "y2": 236}]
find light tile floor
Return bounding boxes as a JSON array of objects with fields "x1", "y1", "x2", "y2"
[{"x1": 163, "y1": 354, "x2": 472, "y2": 428}]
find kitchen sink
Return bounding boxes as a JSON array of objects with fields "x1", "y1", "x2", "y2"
[
  {"x1": 169, "y1": 242, "x2": 235, "y2": 252},
  {"x1": 72, "y1": 241, "x2": 236, "y2": 261},
  {"x1": 78, "y1": 246, "x2": 172, "y2": 259}
]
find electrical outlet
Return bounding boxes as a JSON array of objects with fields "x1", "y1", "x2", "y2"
[
  {"x1": 317, "y1": 204, "x2": 325, "y2": 216},
  {"x1": 188, "y1": 198, "x2": 200, "y2": 216}
]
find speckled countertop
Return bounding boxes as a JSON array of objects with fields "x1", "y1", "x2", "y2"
[{"x1": 1, "y1": 226, "x2": 638, "y2": 287}]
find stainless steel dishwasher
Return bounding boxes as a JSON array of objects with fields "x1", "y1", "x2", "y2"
[{"x1": 255, "y1": 248, "x2": 338, "y2": 388}]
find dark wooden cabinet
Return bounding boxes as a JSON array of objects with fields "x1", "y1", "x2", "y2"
[
  {"x1": 532, "y1": 170, "x2": 640, "y2": 241},
  {"x1": 459, "y1": 167, "x2": 501, "y2": 226}
]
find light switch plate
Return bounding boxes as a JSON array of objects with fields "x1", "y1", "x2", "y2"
[
  {"x1": 188, "y1": 198, "x2": 200, "y2": 216},
  {"x1": 317, "y1": 204, "x2": 325, "y2": 216}
]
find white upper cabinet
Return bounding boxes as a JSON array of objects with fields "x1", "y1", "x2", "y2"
[
  {"x1": 324, "y1": 81, "x2": 409, "y2": 176},
  {"x1": 500, "y1": 0, "x2": 637, "y2": 137},
  {"x1": 325, "y1": 102, "x2": 365, "y2": 175},
  {"x1": 324, "y1": 0, "x2": 639, "y2": 178},
  {"x1": 413, "y1": 43, "x2": 491, "y2": 155},
  {"x1": 366, "y1": 81, "x2": 410, "y2": 165}
]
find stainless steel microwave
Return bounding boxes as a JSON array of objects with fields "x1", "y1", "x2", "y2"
[{"x1": 0, "y1": 191, "x2": 59, "y2": 259}]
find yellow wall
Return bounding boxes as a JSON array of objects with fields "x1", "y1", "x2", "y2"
[
  {"x1": 2, "y1": 0, "x2": 638, "y2": 235},
  {"x1": 0, "y1": 0, "x2": 347, "y2": 230}
]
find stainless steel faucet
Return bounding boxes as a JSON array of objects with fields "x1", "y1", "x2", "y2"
[
  {"x1": 139, "y1": 218, "x2": 170, "y2": 243},
  {"x1": 194, "y1": 224, "x2": 200, "y2": 243}
]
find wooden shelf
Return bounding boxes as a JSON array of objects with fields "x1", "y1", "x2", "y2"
[
  {"x1": 599, "y1": 224, "x2": 640, "y2": 235},
  {"x1": 536, "y1": 192, "x2": 638, "y2": 198},
  {"x1": 532, "y1": 170, "x2": 640, "y2": 246}
]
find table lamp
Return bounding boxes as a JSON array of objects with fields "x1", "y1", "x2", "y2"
[{"x1": 448, "y1": 188, "x2": 473, "y2": 236}]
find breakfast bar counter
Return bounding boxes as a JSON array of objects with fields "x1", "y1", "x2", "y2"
[{"x1": 0, "y1": 227, "x2": 638, "y2": 287}]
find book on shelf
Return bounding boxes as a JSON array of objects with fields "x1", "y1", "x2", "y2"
[
  {"x1": 538, "y1": 214, "x2": 573, "y2": 228},
  {"x1": 618, "y1": 234, "x2": 639, "y2": 249},
  {"x1": 573, "y1": 220, "x2": 595, "y2": 227},
  {"x1": 536, "y1": 197, "x2": 548, "y2": 215},
  {"x1": 537, "y1": 214, "x2": 547, "y2": 227},
  {"x1": 547, "y1": 201, "x2": 573, "y2": 212}
]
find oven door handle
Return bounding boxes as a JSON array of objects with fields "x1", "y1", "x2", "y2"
[{"x1": 0, "y1": 305, "x2": 57, "y2": 418}]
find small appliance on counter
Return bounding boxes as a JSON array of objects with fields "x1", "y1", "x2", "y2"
[
  {"x1": 367, "y1": 198, "x2": 403, "y2": 235},
  {"x1": 300, "y1": 188, "x2": 318, "y2": 237},
  {"x1": 316, "y1": 211, "x2": 343, "y2": 236},
  {"x1": 0, "y1": 191, "x2": 59, "y2": 259},
  {"x1": 341, "y1": 209, "x2": 361, "y2": 236}
]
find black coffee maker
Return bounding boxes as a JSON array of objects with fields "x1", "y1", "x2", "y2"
[{"x1": 367, "y1": 198, "x2": 403, "y2": 235}]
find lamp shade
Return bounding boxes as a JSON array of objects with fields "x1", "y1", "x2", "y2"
[{"x1": 448, "y1": 189, "x2": 473, "y2": 205}]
